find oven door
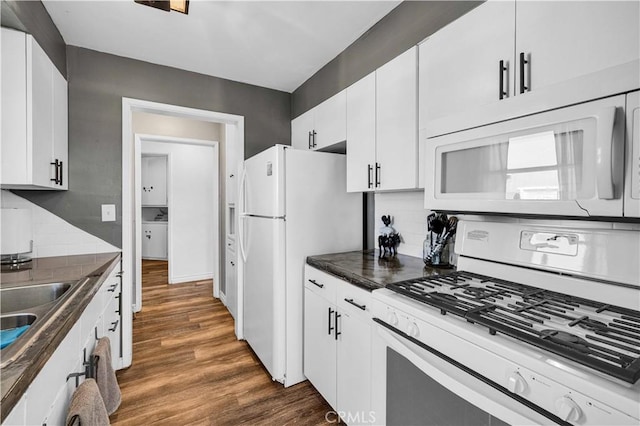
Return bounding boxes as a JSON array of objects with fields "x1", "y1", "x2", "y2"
[
  {"x1": 371, "y1": 321, "x2": 561, "y2": 426},
  {"x1": 425, "y1": 95, "x2": 626, "y2": 218}
]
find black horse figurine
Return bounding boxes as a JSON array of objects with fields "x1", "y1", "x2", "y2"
[{"x1": 378, "y1": 215, "x2": 400, "y2": 258}]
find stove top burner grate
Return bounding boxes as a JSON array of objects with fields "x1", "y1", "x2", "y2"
[{"x1": 387, "y1": 271, "x2": 640, "y2": 384}]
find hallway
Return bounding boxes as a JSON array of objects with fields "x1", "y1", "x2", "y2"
[{"x1": 110, "y1": 260, "x2": 331, "y2": 425}]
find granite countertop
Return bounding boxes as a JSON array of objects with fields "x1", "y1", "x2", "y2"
[
  {"x1": 307, "y1": 249, "x2": 454, "y2": 291},
  {"x1": 0, "y1": 252, "x2": 121, "y2": 421}
]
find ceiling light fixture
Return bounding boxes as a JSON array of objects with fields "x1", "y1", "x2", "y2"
[{"x1": 134, "y1": 0, "x2": 189, "y2": 15}]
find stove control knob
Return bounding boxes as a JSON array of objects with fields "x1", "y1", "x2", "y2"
[
  {"x1": 506, "y1": 372, "x2": 527, "y2": 395},
  {"x1": 555, "y1": 396, "x2": 582, "y2": 423},
  {"x1": 387, "y1": 311, "x2": 399, "y2": 326},
  {"x1": 407, "y1": 322, "x2": 419, "y2": 338}
]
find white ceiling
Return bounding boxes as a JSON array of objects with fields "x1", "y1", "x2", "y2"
[{"x1": 43, "y1": 0, "x2": 401, "y2": 92}]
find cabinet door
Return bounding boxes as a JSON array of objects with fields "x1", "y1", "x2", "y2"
[
  {"x1": 515, "y1": 1, "x2": 639, "y2": 97},
  {"x1": 346, "y1": 72, "x2": 376, "y2": 192},
  {"x1": 626, "y1": 91, "x2": 640, "y2": 218},
  {"x1": 30, "y1": 37, "x2": 55, "y2": 188},
  {"x1": 419, "y1": 1, "x2": 515, "y2": 124},
  {"x1": 104, "y1": 294, "x2": 122, "y2": 369},
  {"x1": 291, "y1": 109, "x2": 315, "y2": 150},
  {"x1": 224, "y1": 251, "x2": 237, "y2": 318},
  {"x1": 337, "y1": 312, "x2": 372, "y2": 425},
  {"x1": 141, "y1": 223, "x2": 168, "y2": 259},
  {"x1": 303, "y1": 288, "x2": 337, "y2": 409},
  {"x1": 314, "y1": 90, "x2": 347, "y2": 150},
  {"x1": 141, "y1": 156, "x2": 167, "y2": 206},
  {"x1": 1, "y1": 29, "x2": 29, "y2": 186},
  {"x1": 52, "y1": 67, "x2": 68, "y2": 189},
  {"x1": 376, "y1": 46, "x2": 418, "y2": 191}
]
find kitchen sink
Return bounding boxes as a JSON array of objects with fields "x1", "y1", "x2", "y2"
[
  {"x1": 0, "y1": 280, "x2": 80, "y2": 367},
  {"x1": 1, "y1": 314, "x2": 36, "y2": 330},
  {"x1": 0, "y1": 282, "x2": 73, "y2": 313}
]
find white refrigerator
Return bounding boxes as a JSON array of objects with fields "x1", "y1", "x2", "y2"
[{"x1": 238, "y1": 145, "x2": 362, "y2": 387}]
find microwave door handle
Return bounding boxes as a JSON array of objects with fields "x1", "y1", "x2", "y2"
[{"x1": 595, "y1": 106, "x2": 617, "y2": 200}]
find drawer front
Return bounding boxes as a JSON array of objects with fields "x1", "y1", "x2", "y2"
[
  {"x1": 304, "y1": 265, "x2": 339, "y2": 304},
  {"x1": 336, "y1": 281, "x2": 372, "y2": 320}
]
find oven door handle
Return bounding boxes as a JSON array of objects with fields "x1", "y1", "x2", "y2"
[
  {"x1": 596, "y1": 106, "x2": 617, "y2": 200},
  {"x1": 372, "y1": 319, "x2": 569, "y2": 426}
]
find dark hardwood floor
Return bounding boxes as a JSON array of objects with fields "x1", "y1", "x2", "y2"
[{"x1": 110, "y1": 260, "x2": 332, "y2": 425}]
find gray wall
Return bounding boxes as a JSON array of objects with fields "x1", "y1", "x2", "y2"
[
  {"x1": 1, "y1": 0, "x2": 66, "y2": 77},
  {"x1": 291, "y1": 1, "x2": 482, "y2": 118},
  {"x1": 15, "y1": 46, "x2": 291, "y2": 248}
]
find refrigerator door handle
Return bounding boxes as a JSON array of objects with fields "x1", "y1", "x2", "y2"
[{"x1": 238, "y1": 216, "x2": 248, "y2": 263}]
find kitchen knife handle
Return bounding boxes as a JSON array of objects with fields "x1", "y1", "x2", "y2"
[
  {"x1": 334, "y1": 311, "x2": 341, "y2": 340},
  {"x1": 519, "y1": 52, "x2": 529, "y2": 94},
  {"x1": 328, "y1": 307, "x2": 334, "y2": 335},
  {"x1": 499, "y1": 60, "x2": 508, "y2": 100},
  {"x1": 367, "y1": 164, "x2": 373, "y2": 188}
]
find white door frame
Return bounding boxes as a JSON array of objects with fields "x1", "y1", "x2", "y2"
[
  {"x1": 122, "y1": 98, "x2": 245, "y2": 339},
  {"x1": 136, "y1": 134, "x2": 219, "y2": 293}
]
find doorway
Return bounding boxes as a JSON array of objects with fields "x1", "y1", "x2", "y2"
[
  {"x1": 135, "y1": 135, "x2": 219, "y2": 296},
  {"x1": 122, "y1": 98, "x2": 245, "y2": 349}
]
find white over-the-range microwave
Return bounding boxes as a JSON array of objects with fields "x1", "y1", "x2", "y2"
[{"x1": 425, "y1": 91, "x2": 640, "y2": 219}]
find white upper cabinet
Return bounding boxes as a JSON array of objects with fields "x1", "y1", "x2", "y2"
[
  {"x1": 346, "y1": 72, "x2": 376, "y2": 192},
  {"x1": 1, "y1": 28, "x2": 68, "y2": 190},
  {"x1": 291, "y1": 91, "x2": 346, "y2": 151},
  {"x1": 419, "y1": 1, "x2": 515, "y2": 130},
  {"x1": 515, "y1": 1, "x2": 640, "y2": 97},
  {"x1": 376, "y1": 46, "x2": 418, "y2": 191},
  {"x1": 291, "y1": 109, "x2": 315, "y2": 150},
  {"x1": 141, "y1": 155, "x2": 168, "y2": 206},
  {"x1": 346, "y1": 47, "x2": 419, "y2": 192},
  {"x1": 421, "y1": 0, "x2": 640, "y2": 137}
]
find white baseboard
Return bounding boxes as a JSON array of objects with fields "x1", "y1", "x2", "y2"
[{"x1": 169, "y1": 272, "x2": 213, "y2": 284}]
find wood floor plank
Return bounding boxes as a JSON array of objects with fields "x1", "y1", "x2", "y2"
[{"x1": 110, "y1": 260, "x2": 332, "y2": 425}]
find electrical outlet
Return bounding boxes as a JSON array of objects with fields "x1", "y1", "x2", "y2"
[{"x1": 102, "y1": 204, "x2": 116, "y2": 222}]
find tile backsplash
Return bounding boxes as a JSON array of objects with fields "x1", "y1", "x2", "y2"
[
  {"x1": 374, "y1": 191, "x2": 428, "y2": 258},
  {"x1": 1, "y1": 190, "x2": 118, "y2": 258}
]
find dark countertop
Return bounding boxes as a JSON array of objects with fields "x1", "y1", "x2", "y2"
[
  {"x1": 0, "y1": 252, "x2": 121, "y2": 421},
  {"x1": 307, "y1": 249, "x2": 454, "y2": 291}
]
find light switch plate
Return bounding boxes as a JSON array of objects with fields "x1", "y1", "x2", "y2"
[{"x1": 102, "y1": 204, "x2": 116, "y2": 222}]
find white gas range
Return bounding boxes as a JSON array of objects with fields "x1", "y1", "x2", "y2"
[{"x1": 370, "y1": 219, "x2": 640, "y2": 425}]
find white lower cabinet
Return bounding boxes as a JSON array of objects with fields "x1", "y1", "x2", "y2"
[
  {"x1": 3, "y1": 260, "x2": 122, "y2": 426},
  {"x1": 141, "y1": 222, "x2": 168, "y2": 260},
  {"x1": 304, "y1": 265, "x2": 372, "y2": 425}
]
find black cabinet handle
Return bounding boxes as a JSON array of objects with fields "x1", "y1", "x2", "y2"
[
  {"x1": 108, "y1": 283, "x2": 118, "y2": 292},
  {"x1": 309, "y1": 279, "x2": 324, "y2": 289},
  {"x1": 308, "y1": 131, "x2": 313, "y2": 149},
  {"x1": 375, "y1": 163, "x2": 381, "y2": 188},
  {"x1": 499, "y1": 60, "x2": 508, "y2": 100},
  {"x1": 334, "y1": 311, "x2": 341, "y2": 340},
  {"x1": 109, "y1": 320, "x2": 119, "y2": 332},
  {"x1": 312, "y1": 130, "x2": 317, "y2": 148},
  {"x1": 344, "y1": 298, "x2": 366, "y2": 311},
  {"x1": 367, "y1": 164, "x2": 373, "y2": 188},
  {"x1": 328, "y1": 307, "x2": 334, "y2": 335},
  {"x1": 116, "y1": 270, "x2": 124, "y2": 278},
  {"x1": 519, "y1": 52, "x2": 529, "y2": 94},
  {"x1": 50, "y1": 159, "x2": 60, "y2": 184},
  {"x1": 58, "y1": 161, "x2": 63, "y2": 186}
]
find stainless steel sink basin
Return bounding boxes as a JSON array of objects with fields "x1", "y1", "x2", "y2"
[
  {"x1": 0, "y1": 280, "x2": 80, "y2": 366},
  {"x1": 1, "y1": 314, "x2": 36, "y2": 330},
  {"x1": 1, "y1": 282, "x2": 72, "y2": 313}
]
